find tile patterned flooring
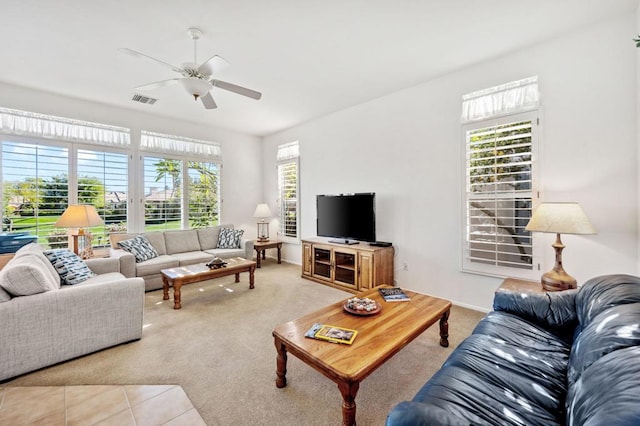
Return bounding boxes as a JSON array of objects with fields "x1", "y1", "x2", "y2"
[{"x1": 0, "y1": 385, "x2": 206, "y2": 425}]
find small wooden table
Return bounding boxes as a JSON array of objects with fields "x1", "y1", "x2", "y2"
[
  {"x1": 161, "y1": 257, "x2": 256, "y2": 309},
  {"x1": 272, "y1": 286, "x2": 451, "y2": 425},
  {"x1": 253, "y1": 240, "x2": 282, "y2": 268}
]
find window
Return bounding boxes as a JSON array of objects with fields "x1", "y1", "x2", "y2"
[
  {"x1": 1, "y1": 141, "x2": 69, "y2": 248},
  {"x1": 188, "y1": 161, "x2": 220, "y2": 228},
  {"x1": 461, "y1": 77, "x2": 540, "y2": 278},
  {"x1": 141, "y1": 131, "x2": 222, "y2": 231},
  {"x1": 277, "y1": 142, "x2": 299, "y2": 242},
  {"x1": 77, "y1": 148, "x2": 129, "y2": 245}
]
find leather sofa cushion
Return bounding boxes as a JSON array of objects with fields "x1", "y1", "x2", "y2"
[{"x1": 164, "y1": 230, "x2": 200, "y2": 254}]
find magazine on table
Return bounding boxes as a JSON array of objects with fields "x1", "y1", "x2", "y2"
[
  {"x1": 378, "y1": 287, "x2": 410, "y2": 302},
  {"x1": 304, "y1": 323, "x2": 358, "y2": 345}
]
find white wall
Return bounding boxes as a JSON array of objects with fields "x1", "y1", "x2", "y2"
[
  {"x1": 262, "y1": 13, "x2": 638, "y2": 311},
  {"x1": 0, "y1": 82, "x2": 263, "y2": 234}
]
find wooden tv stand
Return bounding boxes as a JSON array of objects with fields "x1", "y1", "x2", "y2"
[{"x1": 301, "y1": 238, "x2": 394, "y2": 293}]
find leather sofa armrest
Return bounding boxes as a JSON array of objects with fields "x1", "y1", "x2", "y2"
[
  {"x1": 493, "y1": 288, "x2": 578, "y2": 329},
  {"x1": 109, "y1": 248, "x2": 136, "y2": 278}
]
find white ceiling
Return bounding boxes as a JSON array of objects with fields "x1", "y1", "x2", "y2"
[{"x1": 1, "y1": 1, "x2": 636, "y2": 137}]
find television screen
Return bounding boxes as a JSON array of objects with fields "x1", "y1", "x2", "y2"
[{"x1": 316, "y1": 193, "x2": 376, "y2": 243}]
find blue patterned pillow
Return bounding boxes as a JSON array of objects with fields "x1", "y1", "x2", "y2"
[
  {"x1": 43, "y1": 249, "x2": 96, "y2": 285},
  {"x1": 118, "y1": 235, "x2": 158, "y2": 262},
  {"x1": 216, "y1": 228, "x2": 244, "y2": 249}
]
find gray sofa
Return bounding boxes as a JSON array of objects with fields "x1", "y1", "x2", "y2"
[
  {"x1": 0, "y1": 244, "x2": 145, "y2": 382},
  {"x1": 109, "y1": 224, "x2": 253, "y2": 291}
]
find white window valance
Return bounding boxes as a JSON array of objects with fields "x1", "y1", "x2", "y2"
[
  {"x1": 276, "y1": 141, "x2": 299, "y2": 162},
  {"x1": 461, "y1": 76, "x2": 540, "y2": 123},
  {"x1": 0, "y1": 107, "x2": 130, "y2": 146},
  {"x1": 140, "y1": 131, "x2": 222, "y2": 162}
]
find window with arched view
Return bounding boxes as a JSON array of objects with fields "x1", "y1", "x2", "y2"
[{"x1": 463, "y1": 112, "x2": 539, "y2": 277}]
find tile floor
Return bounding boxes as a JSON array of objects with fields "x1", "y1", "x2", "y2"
[{"x1": 0, "y1": 384, "x2": 206, "y2": 425}]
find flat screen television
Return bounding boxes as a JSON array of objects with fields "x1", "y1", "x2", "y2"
[{"x1": 316, "y1": 193, "x2": 376, "y2": 244}]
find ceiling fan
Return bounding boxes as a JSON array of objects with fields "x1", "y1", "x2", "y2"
[{"x1": 119, "y1": 28, "x2": 261, "y2": 109}]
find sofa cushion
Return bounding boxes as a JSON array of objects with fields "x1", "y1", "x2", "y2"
[
  {"x1": 203, "y1": 248, "x2": 245, "y2": 259},
  {"x1": 0, "y1": 285, "x2": 11, "y2": 302},
  {"x1": 566, "y1": 346, "x2": 640, "y2": 426},
  {"x1": 567, "y1": 302, "x2": 640, "y2": 386},
  {"x1": 171, "y1": 251, "x2": 213, "y2": 266},
  {"x1": 142, "y1": 232, "x2": 167, "y2": 256},
  {"x1": 15, "y1": 243, "x2": 61, "y2": 288},
  {"x1": 118, "y1": 235, "x2": 159, "y2": 263},
  {"x1": 135, "y1": 255, "x2": 179, "y2": 277},
  {"x1": 575, "y1": 274, "x2": 640, "y2": 330},
  {"x1": 197, "y1": 227, "x2": 222, "y2": 250},
  {"x1": 164, "y1": 230, "x2": 201, "y2": 254},
  {"x1": 77, "y1": 272, "x2": 127, "y2": 286},
  {"x1": 109, "y1": 232, "x2": 137, "y2": 249},
  {"x1": 44, "y1": 249, "x2": 97, "y2": 285},
  {"x1": 217, "y1": 227, "x2": 244, "y2": 249},
  {"x1": 0, "y1": 256, "x2": 58, "y2": 296}
]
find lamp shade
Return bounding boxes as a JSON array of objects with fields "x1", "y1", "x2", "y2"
[
  {"x1": 55, "y1": 204, "x2": 104, "y2": 229},
  {"x1": 181, "y1": 77, "x2": 212, "y2": 98},
  {"x1": 525, "y1": 202, "x2": 596, "y2": 235},
  {"x1": 253, "y1": 203, "x2": 273, "y2": 219}
]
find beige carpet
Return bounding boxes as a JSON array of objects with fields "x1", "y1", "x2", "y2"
[{"x1": 5, "y1": 259, "x2": 485, "y2": 425}]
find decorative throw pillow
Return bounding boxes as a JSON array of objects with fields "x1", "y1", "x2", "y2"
[
  {"x1": 118, "y1": 235, "x2": 159, "y2": 263},
  {"x1": 0, "y1": 255, "x2": 58, "y2": 296},
  {"x1": 43, "y1": 249, "x2": 96, "y2": 285},
  {"x1": 217, "y1": 227, "x2": 244, "y2": 249}
]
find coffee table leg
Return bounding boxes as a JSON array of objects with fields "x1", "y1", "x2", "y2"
[
  {"x1": 338, "y1": 380, "x2": 360, "y2": 426},
  {"x1": 255, "y1": 248, "x2": 262, "y2": 268},
  {"x1": 249, "y1": 266, "x2": 255, "y2": 289},
  {"x1": 162, "y1": 276, "x2": 170, "y2": 301},
  {"x1": 173, "y1": 281, "x2": 182, "y2": 310},
  {"x1": 275, "y1": 338, "x2": 288, "y2": 388},
  {"x1": 277, "y1": 245, "x2": 282, "y2": 264},
  {"x1": 439, "y1": 309, "x2": 450, "y2": 347}
]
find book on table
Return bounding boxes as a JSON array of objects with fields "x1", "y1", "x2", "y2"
[
  {"x1": 304, "y1": 323, "x2": 358, "y2": 345},
  {"x1": 378, "y1": 287, "x2": 410, "y2": 302}
]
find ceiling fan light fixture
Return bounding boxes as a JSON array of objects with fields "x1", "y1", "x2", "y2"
[{"x1": 181, "y1": 77, "x2": 211, "y2": 100}]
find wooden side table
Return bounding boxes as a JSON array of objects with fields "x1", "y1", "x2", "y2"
[
  {"x1": 497, "y1": 277, "x2": 545, "y2": 295},
  {"x1": 253, "y1": 240, "x2": 282, "y2": 268}
]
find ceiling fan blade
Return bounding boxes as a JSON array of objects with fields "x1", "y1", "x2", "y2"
[
  {"x1": 200, "y1": 92, "x2": 217, "y2": 109},
  {"x1": 211, "y1": 79, "x2": 262, "y2": 100},
  {"x1": 134, "y1": 79, "x2": 180, "y2": 91},
  {"x1": 118, "y1": 48, "x2": 184, "y2": 74},
  {"x1": 198, "y1": 55, "x2": 230, "y2": 76}
]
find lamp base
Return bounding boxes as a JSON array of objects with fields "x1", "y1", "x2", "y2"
[{"x1": 541, "y1": 269, "x2": 577, "y2": 291}]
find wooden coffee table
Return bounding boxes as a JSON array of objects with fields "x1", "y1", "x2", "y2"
[
  {"x1": 272, "y1": 286, "x2": 451, "y2": 426},
  {"x1": 161, "y1": 257, "x2": 256, "y2": 309}
]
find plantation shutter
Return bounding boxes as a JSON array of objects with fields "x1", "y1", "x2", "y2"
[
  {"x1": 461, "y1": 77, "x2": 540, "y2": 278},
  {"x1": 277, "y1": 142, "x2": 299, "y2": 241},
  {"x1": 464, "y1": 118, "x2": 535, "y2": 271}
]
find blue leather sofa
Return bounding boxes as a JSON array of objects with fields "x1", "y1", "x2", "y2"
[{"x1": 386, "y1": 274, "x2": 640, "y2": 425}]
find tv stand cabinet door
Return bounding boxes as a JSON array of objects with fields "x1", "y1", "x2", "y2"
[
  {"x1": 358, "y1": 252, "x2": 374, "y2": 290},
  {"x1": 302, "y1": 242, "x2": 312, "y2": 276}
]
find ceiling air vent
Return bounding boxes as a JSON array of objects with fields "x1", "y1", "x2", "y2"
[{"x1": 131, "y1": 94, "x2": 157, "y2": 105}]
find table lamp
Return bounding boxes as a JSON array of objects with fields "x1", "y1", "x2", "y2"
[
  {"x1": 253, "y1": 203, "x2": 272, "y2": 242},
  {"x1": 525, "y1": 202, "x2": 596, "y2": 291},
  {"x1": 55, "y1": 204, "x2": 104, "y2": 255}
]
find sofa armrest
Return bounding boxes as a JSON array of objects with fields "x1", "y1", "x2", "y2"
[
  {"x1": 494, "y1": 287, "x2": 578, "y2": 329},
  {"x1": 84, "y1": 257, "x2": 121, "y2": 275},
  {"x1": 109, "y1": 248, "x2": 136, "y2": 278},
  {"x1": 242, "y1": 239, "x2": 254, "y2": 261}
]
